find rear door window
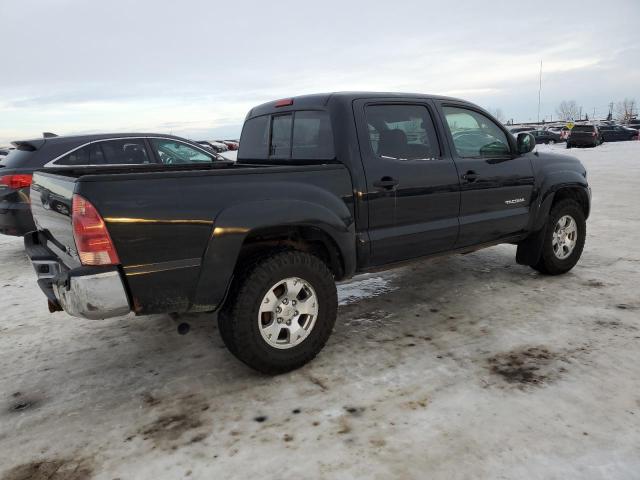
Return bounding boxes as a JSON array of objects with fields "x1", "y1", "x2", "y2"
[
  {"x1": 100, "y1": 139, "x2": 151, "y2": 164},
  {"x1": 365, "y1": 104, "x2": 440, "y2": 160}
]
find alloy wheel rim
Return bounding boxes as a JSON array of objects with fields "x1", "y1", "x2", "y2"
[
  {"x1": 258, "y1": 277, "x2": 319, "y2": 349},
  {"x1": 552, "y1": 215, "x2": 578, "y2": 260}
]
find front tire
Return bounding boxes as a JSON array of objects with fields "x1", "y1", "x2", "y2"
[
  {"x1": 532, "y1": 199, "x2": 586, "y2": 275},
  {"x1": 218, "y1": 251, "x2": 337, "y2": 374}
]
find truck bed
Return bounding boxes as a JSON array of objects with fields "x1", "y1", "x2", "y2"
[{"x1": 30, "y1": 161, "x2": 355, "y2": 314}]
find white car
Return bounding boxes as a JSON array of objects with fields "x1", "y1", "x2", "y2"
[{"x1": 220, "y1": 149, "x2": 237, "y2": 162}]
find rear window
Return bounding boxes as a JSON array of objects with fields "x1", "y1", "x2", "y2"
[
  {"x1": 572, "y1": 125, "x2": 595, "y2": 132},
  {"x1": 238, "y1": 111, "x2": 335, "y2": 161},
  {"x1": 0, "y1": 148, "x2": 35, "y2": 168}
]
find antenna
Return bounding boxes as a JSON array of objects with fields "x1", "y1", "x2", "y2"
[{"x1": 537, "y1": 60, "x2": 542, "y2": 124}]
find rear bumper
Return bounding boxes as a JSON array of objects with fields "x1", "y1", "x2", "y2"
[
  {"x1": 24, "y1": 232, "x2": 131, "y2": 320},
  {"x1": 0, "y1": 200, "x2": 35, "y2": 236}
]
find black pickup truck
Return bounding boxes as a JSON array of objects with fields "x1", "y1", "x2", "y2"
[{"x1": 25, "y1": 92, "x2": 590, "y2": 373}]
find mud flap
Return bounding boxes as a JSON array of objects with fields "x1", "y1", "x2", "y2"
[{"x1": 516, "y1": 225, "x2": 547, "y2": 266}]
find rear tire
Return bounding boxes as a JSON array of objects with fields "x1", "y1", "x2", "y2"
[
  {"x1": 218, "y1": 251, "x2": 337, "y2": 374},
  {"x1": 532, "y1": 199, "x2": 586, "y2": 275}
]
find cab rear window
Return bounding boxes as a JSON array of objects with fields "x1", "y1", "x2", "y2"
[{"x1": 238, "y1": 111, "x2": 335, "y2": 161}]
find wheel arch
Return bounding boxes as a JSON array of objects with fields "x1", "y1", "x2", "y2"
[
  {"x1": 532, "y1": 175, "x2": 590, "y2": 232},
  {"x1": 518, "y1": 178, "x2": 590, "y2": 267},
  {"x1": 190, "y1": 199, "x2": 356, "y2": 312}
]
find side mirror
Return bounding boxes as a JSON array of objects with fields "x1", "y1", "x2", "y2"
[{"x1": 517, "y1": 132, "x2": 536, "y2": 154}]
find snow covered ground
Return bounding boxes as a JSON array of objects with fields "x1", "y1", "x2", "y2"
[{"x1": 1, "y1": 141, "x2": 639, "y2": 479}]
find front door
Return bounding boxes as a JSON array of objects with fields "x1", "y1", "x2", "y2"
[
  {"x1": 354, "y1": 100, "x2": 461, "y2": 265},
  {"x1": 438, "y1": 103, "x2": 535, "y2": 247}
]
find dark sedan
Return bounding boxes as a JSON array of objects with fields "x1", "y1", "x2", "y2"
[
  {"x1": 599, "y1": 125, "x2": 639, "y2": 142},
  {"x1": 0, "y1": 133, "x2": 229, "y2": 236},
  {"x1": 530, "y1": 129, "x2": 563, "y2": 144}
]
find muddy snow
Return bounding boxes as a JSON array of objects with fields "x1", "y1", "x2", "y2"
[{"x1": 1, "y1": 141, "x2": 639, "y2": 479}]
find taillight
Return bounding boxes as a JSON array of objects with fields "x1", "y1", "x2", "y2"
[
  {"x1": 592, "y1": 132, "x2": 597, "y2": 137},
  {"x1": 72, "y1": 194, "x2": 120, "y2": 266},
  {"x1": 0, "y1": 174, "x2": 32, "y2": 189}
]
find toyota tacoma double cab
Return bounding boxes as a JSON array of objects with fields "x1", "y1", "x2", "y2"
[{"x1": 25, "y1": 92, "x2": 590, "y2": 374}]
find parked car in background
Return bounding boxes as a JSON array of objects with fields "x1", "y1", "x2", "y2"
[
  {"x1": 530, "y1": 129, "x2": 563, "y2": 144},
  {"x1": 624, "y1": 120, "x2": 640, "y2": 133},
  {"x1": 219, "y1": 140, "x2": 239, "y2": 151},
  {"x1": 567, "y1": 125, "x2": 603, "y2": 148},
  {"x1": 24, "y1": 92, "x2": 590, "y2": 373},
  {"x1": 196, "y1": 140, "x2": 229, "y2": 153},
  {"x1": 509, "y1": 126, "x2": 536, "y2": 135},
  {"x1": 0, "y1": 133, "x2": 229, "y2": 236},
  {"x1": 598, "y1": 125, "x2": 639, "y2": 142}
]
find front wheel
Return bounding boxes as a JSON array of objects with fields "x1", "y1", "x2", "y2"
[
  {"x1": 218, "y1": 251, "x2": 337, "y2": 374},
  {"x1": 532, "y1": 199, "x2": 586, "y2": 275}
]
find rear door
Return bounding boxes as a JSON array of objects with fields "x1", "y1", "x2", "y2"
[
  {"x1": 354, "y1": 99, "x2": 460, "y2": 265},
  {"x1": 437, "y1": 102, "x2": 535, "y2": 247}
]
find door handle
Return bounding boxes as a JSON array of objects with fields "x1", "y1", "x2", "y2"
[
  {"x1": 373, "y1": 176, "x2": 399, "y2": 190},
  {"x1": 462, "y1": 170, "x2": 479, "y2": 182}
]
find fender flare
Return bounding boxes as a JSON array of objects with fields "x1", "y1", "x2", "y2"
[
  {"x1": 530, "y1": 172, "x2": 589, "y2": 232},
  {"x1": 190, "y1": 199, "x2": 356, "y2": 311},
  {"x1": 517, "y1": 173, "x2": 589, "y2": 266}
]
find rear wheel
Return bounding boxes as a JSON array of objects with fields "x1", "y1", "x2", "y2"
[
  {"x1": 218, "y1": 251, "x2": 337, "y2": 374},
  {"x1": 532, "y1": 199, "x2": 586, "y2": 275}
]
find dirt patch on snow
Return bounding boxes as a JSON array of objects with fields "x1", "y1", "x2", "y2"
[
  {"x1": 1, "y1": 458, "x2": 93, "y2": 480},
  {"x1": 487, "y1": 346, "x2": 568, "y2": 388},
  {"x1": 130, "y1": 393, "x2": 211, "y2": 450}
]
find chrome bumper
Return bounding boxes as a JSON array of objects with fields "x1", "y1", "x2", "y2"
[
  {"x1": 26, "y1": 232, "x2": 131, "y2": 320},
  {"x1": 52, "y1": 270, "x2": 131, "y2": 320}
]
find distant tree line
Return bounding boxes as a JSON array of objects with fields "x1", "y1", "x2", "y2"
[
  {"x1": 493, "y1": 98, "x2": 638, "y2": 125},
  {"x1": 554, "y1": 98, "x2": 636, "y2": 123}
]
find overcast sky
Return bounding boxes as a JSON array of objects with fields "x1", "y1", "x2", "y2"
[{"x1": 1, "y1": 0, "x2": 639, "y2": 144}]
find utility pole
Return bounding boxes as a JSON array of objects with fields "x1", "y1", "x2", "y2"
[
  {"x1": 537, "y1": 60, "x2": 542, "y2": 124},
  {"x1": 579, "y1": 106, "x2": 582, "y2": 121},
  {"x1": 593, "y1": 107, "x2": 596, "y2": 120}
]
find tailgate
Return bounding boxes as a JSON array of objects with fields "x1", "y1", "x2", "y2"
[
  {"x1": 570, "y1": 130, "x2": 593, "y2": 139},
  {"x1": 30, "y1": 171, "x2": 79, "y2": 265}
]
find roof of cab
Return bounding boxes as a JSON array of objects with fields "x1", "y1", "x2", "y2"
[{"x1": 246, "y1": 91, "x2": 463, "y2": 118}]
